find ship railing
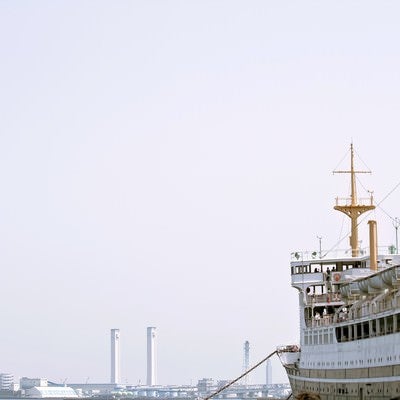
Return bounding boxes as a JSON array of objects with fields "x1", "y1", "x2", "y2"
[
  {"x1": 335, "y1": 197, "x2": 374, "y2": 207},
  {"x1": 291, "y1": 249, "x2": 349, "y2": 261},
  {"x1": 306, "y1": 294, "x2": 400, "y2": 328},
  {"x1": 349, "y1": 296, "x2": 400, "y2": 319},
  {"x1": 276, "y1": 344, "x2": 300, "y2": 353},
  {"x1": 306, "y1": 314, "x2": 334, "y2": 328},
  {"x1": 291, "y1": 246, "x2": 398, "y2": 262},
  {"x1": 306, "y1": 292, "x2": 342, "y2": 304}
]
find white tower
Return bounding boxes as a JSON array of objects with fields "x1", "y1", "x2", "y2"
[
  {"x1": 266, "y1": 359, "x2": 272, "y2": 385},
  {"x1": 111, "y1": 329, "x2": 120, "y2": 384},
  {"x1": 243, "y1": 340, "x2": 250, "y2": 385},
  {"x1": 147, "y1": 327, "x2": 157, "y2": 386}
]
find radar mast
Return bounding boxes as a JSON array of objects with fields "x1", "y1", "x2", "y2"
[{"x1": 334, "y1": 143, "x2": 375, "y2": 257}]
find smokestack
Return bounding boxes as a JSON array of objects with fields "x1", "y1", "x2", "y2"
[
  {"x1": 147, "y1": 327, "x2": 156, "y2": 386},
  {"x1": 368, "y1": 220, "x2": 378, "y2": 271},
  {"x1": 266, "y1": 359, "x2": 272, "y2": 385},
  {"x1": 111, "y1": 329, "x2": 120, "y2": 384}
]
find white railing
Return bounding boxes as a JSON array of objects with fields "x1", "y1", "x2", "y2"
[
  {"x1": 335, "y1": 196, "x2": 374, "y2": 207},
  {"x1": 291, "y1": 246, "x2": 399, "y2": 262}
]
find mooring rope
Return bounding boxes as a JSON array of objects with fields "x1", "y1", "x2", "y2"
[{"x1": 202, "y1": 350, "x2": 278, "y2": 400}]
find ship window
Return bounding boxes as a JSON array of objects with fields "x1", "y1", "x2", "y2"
[
  {"x1": 378, "y1": 317, "x2": 385, "y2": 335},
  {"x1": 396, "y1": 314, "x2": 400, "y2": 332},
  {"x1": 342, "y1": 325, "x2": 349, "y2": 341},
  {"x1": 335, "y1": 327, "x2": 341, "y2": 342},
  {"x1": 362, "y1": 321, "x2": 370, "y2": 338},
  {"x1": 387, "y1": 316, "x2": 394, "y2": 333},
  {"x1": 356, "y1": 323, "x2": 362, "y2": 339},
  {"x1": 371, "y1": 319, "x2": 376, "y2": 336}
]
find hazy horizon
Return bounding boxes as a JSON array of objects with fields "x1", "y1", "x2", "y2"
[{"x1": 1, "y1": 0, "x2": 400, "y2": 386}]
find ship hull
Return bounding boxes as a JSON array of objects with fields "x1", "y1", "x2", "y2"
[{"x1": 284, "y1": 365, "x2": 400, "y2": 400}]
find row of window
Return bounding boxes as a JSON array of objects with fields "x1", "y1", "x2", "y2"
[
  {"x1": 336, "y1": 313, "x2": 400, "y2": 342},
  {"x1": 304, "y1": 330, "x2": 334, "y2": 345},
  {"x1": 302, "y1": 355, "x2": 399, "y2": 368},
  {"x1": 303, "y1": 312, "x2": 400, "y2": 345}
]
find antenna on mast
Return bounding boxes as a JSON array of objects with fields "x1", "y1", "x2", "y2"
[{"x1": 333, "y1": 143, "x2": 375, "y2": 257}]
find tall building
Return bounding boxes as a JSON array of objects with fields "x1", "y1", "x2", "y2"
[
  {"x1": 111, "y1": 329, "x2": 120, "y2": 384},
  {"x1": 0, "y1": 374, "x2": 13, "y2": 390},
  {"x1": 266, "y1": 359, "x2": 272, "y2": 385},
  {"x1": 147, "y1": 327, "x2": 156, "y2": 386}
]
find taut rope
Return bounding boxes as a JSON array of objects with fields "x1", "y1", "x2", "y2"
[{"x1": 203, "y1": 350, "x2": 278, "y2": 400}]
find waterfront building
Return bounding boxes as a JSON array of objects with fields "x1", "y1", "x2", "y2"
[
  {"x1": 24, "y1": 386, "x2": 77, "y2": 398},
  {"x1": 0, "y1": 373, "x2": 13, "y2": 390},
  {"x1": 197, "y1": 378, "x2": 214, "y2": 395},
  {"x1": 20, "y1": 378, "x2": 48, "y2": 390}
]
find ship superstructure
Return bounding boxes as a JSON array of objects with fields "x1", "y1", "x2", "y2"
[{"x1": 278, "y1": 144, "x2": 400, "y2": 400}]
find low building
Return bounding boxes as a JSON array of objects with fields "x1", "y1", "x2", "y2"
[
  {"x1": 25, "y1": 386, "x2": 77, "y2": 398},
  {"x1": 197, "y1": 378, "x2": 214, "y2": 395},
  {"x1": 20, "y1": 378, "x2": 48, "y2": 390}
]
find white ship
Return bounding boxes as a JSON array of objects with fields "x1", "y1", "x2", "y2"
[{"x1": 277, "y1": 144, "x2": 400, "y2": 400}]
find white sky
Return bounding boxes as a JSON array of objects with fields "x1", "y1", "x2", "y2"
[{"x1": 1, "y1": 0, "x2": 400, "y2": 386}]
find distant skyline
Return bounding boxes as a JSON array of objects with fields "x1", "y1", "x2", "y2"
[{"x1": 1, "y1": 0, "x2": 400, "y2": 386}]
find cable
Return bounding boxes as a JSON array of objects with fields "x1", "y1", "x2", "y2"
[{"x1": 202, "y1": 350, "x2": 278, "y2": 400}]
